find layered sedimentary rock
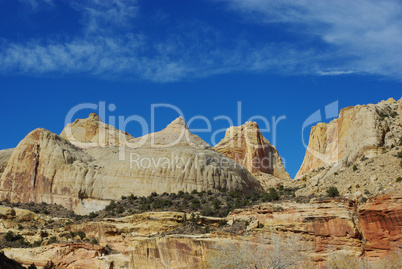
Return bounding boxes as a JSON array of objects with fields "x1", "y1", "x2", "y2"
[
  {"x1": 0, "y1": 116, "x2": 263, "y2": 214},
  {"x1": 60, "y1": 113, "x2": 134, "y2": 148},
  {"x1": 296, "y1": 98, "x2": 401, "y2": 178},
  {"x1": 358, "y1": 195, "x2": 402, "y2": 259},
  {"x1": 214, "y1": 122, "x2": 290, "y2": 180},
  {"x1": 2, "y1": 195, "x2": 400, "y2": 268}
]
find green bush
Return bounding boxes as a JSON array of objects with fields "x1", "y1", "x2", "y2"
[
  {"x1": 48, "y1": 236, "x2": 57, "y2": 244},
  {"x1": 105, "y1": 201, "x2": 116, "y2": 211},
  {"x1": 77, "y1": 231, "x2": 86, "y2": 240},
  {"x1": 218, "y1": 219, "x2": 227, "y2": 227},
  {"x1": 4, "y1": 231, "x2": 23, "y2": 242},
  {"x1": 327, "y1": 187, "x2": 340, "y2": 197}
]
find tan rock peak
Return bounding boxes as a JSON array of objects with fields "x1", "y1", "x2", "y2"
[
  {"x1": 214, "y1": 121, "x2": 291, "y2": 180},
  {"x1": 129, "y1": 116, "x2": 210, "y2": 149},
  {"x1": 87, "y1": 112, "x2": 102, "y2": 122},
  {"x1": 60, "y1": 113, "x2": 133, "y2": 148},
  {"x1": 165, "y1": 116, "x2": 189, "y2": 130}
]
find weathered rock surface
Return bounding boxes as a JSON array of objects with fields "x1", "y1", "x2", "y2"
[
  {"x1": 60, "y1": 112, "x2": 134, "y2": 148},
  {"x1": 358, "y1": 195, "x2": 402, "y2": 259},
  {"x1": 293, "y1": 145, "x2": 402, "y2": 197},
  {"x1": 214, "y1": 122, "x2": 290, "y2": 180},
  {"x1": 296, "y1": 98, "x2": 401, "y2": 179},
  {"x1": 0, "y1": 116, "x2": 263, "y2": 214},
  {"x1": 0, "y1": 148, "x2": 13, "y2": 178},
  {"x1": 2, "y1": 195, "x2": 400, "y2": 268}
]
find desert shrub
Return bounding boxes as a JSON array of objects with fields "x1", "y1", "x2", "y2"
[
  {"x1": 364, "y1": 189, "x2": 371, "y2": 195},
  {"x1": 28, "y1": 264, "x2": 38, "y2": 269},
  {"x1": 353, "y1": 164, "x2": 358, "y2": 171},
  {"x1": 43, "y1": 261, "x2": 56, "y2": 269},
  {"x1": 91, "y1": 238, "x2": 98, "y2": 245},
  {"x1": 77, "y1": 231, "x2": 86, "y2": 240},
  {"x1": 4, "y1": 231, "x2": 23, "y2": 242},
  {"x1": 327, "y1": 186, "x2": 340, "y2": 197},
  {"x1": 257, "y1": 223, "x2": 264, "y2": 228},
  {"x1": 334, "y1": 172, "x2": 339, "y2": 176},
  {"x1": 218, "y1": 219, "x2": 227, "y2": 227},
  {"x1": 397, "y1": 151, "x2": 402, "y2": 158},
  {"x1": 105, "y1": 201, "x2": 116, "y2": 211},
  {"x1": 397, "y1": 177, "x2": 402, "y2": 183},
  {"x1": 33, "y1": 240, "x2": 42, "y2": 247},
  {"x1": 48, "y1": 236, "x2": 57, "y2": 244},
  {"x1": 360, "y1": 156, "x2": 368, "y2": 162}
]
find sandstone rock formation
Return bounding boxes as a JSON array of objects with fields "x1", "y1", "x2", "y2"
[
  {"x1": 296, "y1": 98, "x2": 402, "y2": 179},
  {"x1": 293, "y1": 144, "x2": 402, "y2": 197},
  {"x1": 0, "y1": 116, "x2": 263, "y2": 214},
  {"x1": 0, "y1": 148, "x2": 13, "y2": 179},
  {"x1": 2, "y1": 195, "x2": 400, "y2": 268},
  {"x1": 358, "y1": 195, "x2": 402, "y2": 259},
  {"x1": 60, "y1": 112, "x2": 134, "y2": 148},
  {"x1": 214, "y1": 122, "x2": 290, "y2": 181}
]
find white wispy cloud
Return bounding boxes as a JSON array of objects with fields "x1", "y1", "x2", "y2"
[
  {"x1": 18, "y1": 0, "x2": 53, "y2": 9},
  {"x1": 223, "y1": 0, "x2": 402, "y2": 79},
  {"x1": 1, "y1": 0, "x2": 402, "y2": 81}
]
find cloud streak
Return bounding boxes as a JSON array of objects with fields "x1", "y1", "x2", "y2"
[
  {"x1": 1, "y1": 0, "x2": 402, "y2": 81},
  {"x1": 223, "y1": 0, "x2": 402, "y2": 79}
]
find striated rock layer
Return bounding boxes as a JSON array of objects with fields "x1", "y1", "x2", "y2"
[
  {"x1": 2, "y1": 195, "x2": 400, "y2": 268},
  {"x1": 0, "y1": 116, "x2": 263, "y2": 214},
  {"x1": 296, "y1": 98, "x2": 402, "y2": 178},
  {"x1": 214, "y1": 121, "x2": 290, "y2": 180}
]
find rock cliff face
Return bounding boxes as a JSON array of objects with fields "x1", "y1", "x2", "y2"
[
  {"x1": 358, "y1": 195, "x2": 402, "y2": 259},
  {"x1": 214, "y1": 122, "x2": 290, "y2": 180},
  {"x1": 2, "y1": 195, "x2": 400, "y2": 268},
  {"x1": 0, "y1": 116, "x2": 263, "y2": 214},
  {"x1": 296, "y1": 98, "x2": 401, "y2": 178}
]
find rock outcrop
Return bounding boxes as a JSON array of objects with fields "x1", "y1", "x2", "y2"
[
  {"x1": 0, "y1": 148, "x2": 13, "y2": 178},
  {"x1": 60, "y1": 113, "x2": 134, "y2": 148},
  {"x1": 2, "y1": 195, "x2": 400, "y2": 268},
  {"x1": 296, "y1": 98, "x2": 402, "y2": 179},
  {"x1": 0, "y1": 116, "x2": 263, "y2": 214},
  {"x1": 214, "y1": 122, "x2": 290, "y2": 180},
  {"x1": 358, "y1": 195, "x2": 402, "y2": 259}
]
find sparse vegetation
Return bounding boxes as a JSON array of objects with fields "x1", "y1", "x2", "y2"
[
  {"x1": 327, "y1": 186, "x2": 340, "y2": 197},
  {"x1": 360, "y1": 156, "x2": 368, "y2": 162},
  {"x1": 397, "y1": 177, "x2": 402, "y2": 183},
  {"x1": 353, "y1": 164, "x2": 358, "y2": 171}
]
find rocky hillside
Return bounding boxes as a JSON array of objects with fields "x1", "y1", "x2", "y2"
[
  {"x1": 0, "y1": 194, "x2": 400, "y2": 268},
  {"x1": 296, "y1": 98, "x2": 401, "y2": 179},
  {"x1": 0, "y1": 115, "x2": 263, "y2": 214}
]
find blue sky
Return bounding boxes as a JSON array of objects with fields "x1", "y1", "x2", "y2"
[{"x1": 0, "y1": 0, "x2": 401, "y2": 177}]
